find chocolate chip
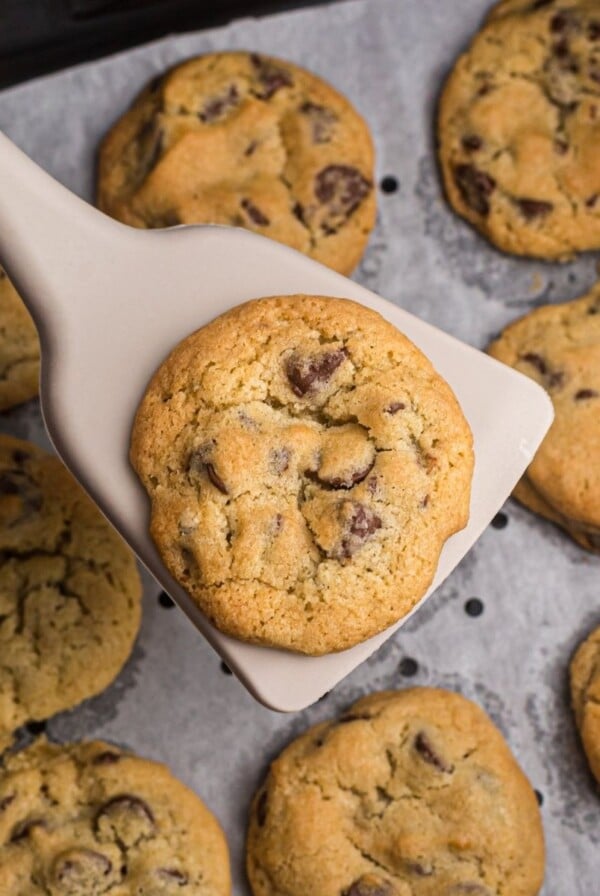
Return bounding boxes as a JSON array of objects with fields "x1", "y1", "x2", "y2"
[
  {"x1": 553, "y1": 37, "x2": 570, "y2": 59},
  {"x1": 575, "y1": 388, "x2": 599, "y2": 400},
  {"x1": 307, "y1": 459, "x2": 375, "y2": 490},
  {"x1": 404, "y1": 859, "x2": 433, "y2": 876},
  {"x1": 516, "y1": 198, "x2": 553, "y2": 220},
  {"x1": 53, "y1": 848, "x2": 113, "y2": 889},
  {"x1": 554, "y1": 138, "x2": 569, "y2": 154},
  {"x1": 550, "y1": 12, "x2": 569, "y2": 32},
  {"x1": 156, "y1": 868, "x2": 189, "y2": 885},
  {"x1": 95, "y1": 795, "x2": 155, "y2": 845},
  {"x1": 589, "y1": 21, "x2": 600, "y2": 40},
  {"x1": 414, "y1": 731, "x2": 454, "y2": 773},
  {"x1": 586, "y1": 194, "x2": 598, "y2": 208},
  {"x1": 285, "y1": 348, "x2": 348, "y2": 397},
  {"x1": 269, "y1": 447, "x2": 291, "y2": 475},
  {"x1": 198, "y1": 462, "x2": 227, "y2": 495},
  {"x1": 520, "y1": 352, "x2": 548, "y2": 375},
  {"x1": 454, "y1": 164, "x2": 495, "y2": 216},
  {"x1": 147, "y1": 210, "x2": 181, "y2": 228},
  {"x1": 0, "y1": 794, "x2": 15, "y2": 812},
  {"x1": 300, "y1": 101, "x2": 337, "y2": 143},
  {"x1": 10, "y1": 818, "x2": 47, "y2": 842},
  {"x1": 92, "y1": 750, "x2": 122, "y2": 765},
  {"x1": 547, "y1": 370, "x2": 565, "y2": 389},
  {"x1": 343, "y1": 875, "x2": 395, "y2": 896},
  {"x1": 386, "y1": 401, "x2": 406, "y2": 414},
  {"x1": 532, "y1": 0, "x2": 554, "y2": 8},
  {"x1": 241, "y1": 198, "x2": 270, "y2": 227},
  {"x1": 250, "y1": 54, "x2": 293, "y2": 99},
  {"x1": 315, "y1": 165, "x2": 372, "y2": 224},
  {"x1": 199, "y1": 84, "x2": 239, "y2": 122},
  {"x1": 462, "y1": 134, "x2": 483, "y2": 151},
  {"x1": 331, "y1": 501, "x2": 382, "y2": 560},
  {"x1": 590, "y1": 66, "x2": 600, "y2": 83},
  {"x1": 11, "y1": 450, "x2": 30, "y2": 465},
  {"x1": 256, "y1": 789, "x2": 268, "y2": 826}
]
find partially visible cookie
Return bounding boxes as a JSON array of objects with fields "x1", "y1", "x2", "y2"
[
  {"x1": 571, "y1": 624, "x2": 600, "y2": 782},
  {"x1": 438, "y1": 0, "x2": 600, "y2": 259},
  {"x1": 130, "y1": 295, "x2": 474, "y2": 655},
  {"x1": 0, "y1": 269, "x2": 40, "y2": 411},
  {"x1": 246, "y1": 687, "x2": 545, "y2": 896},
  {"x1": 0, "y1": 738, "x2": 231, "y2": 895},
  {"x1": 488, "y1": 284, "x2": 600, "y2": 551},
  {"x1": 0, "y1": 435, "x2": 142, "y2": 752},
  {"x1": 97, "y1": 51, "x2": 376, "y2": 275}
]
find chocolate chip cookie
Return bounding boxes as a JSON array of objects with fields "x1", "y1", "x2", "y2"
[
  {"x1": 0, "y1": 269, "x2": 40, "y2": 411},
  {"x1": 0, "y1": 737, "x2": 231, "y2": 895},
  {"x1": 488, "y1": 283, "x2": 600, "y2": 551},
  {"x1": 131, "y1": 295, "x2": 474, "y2": 655},
  {"x1": 438, "y1": 0, "x2": 600, "y2": 259},
  {"x1": 97, "y1": 51, "x2": 376, "y2": 275},
  {"x1": 246, "y1": 687, "x2": 545, "y2": 896},
  {"x1": 570, "y1": 623, "x2": 600, "y2": 782},
  {"x1": 0, "y1": 435, "x2": 142, "y2": 753}
]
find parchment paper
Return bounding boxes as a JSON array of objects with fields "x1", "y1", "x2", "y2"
[{"x1": 0, "y1": 1, "x2": 598, "y2": 892}]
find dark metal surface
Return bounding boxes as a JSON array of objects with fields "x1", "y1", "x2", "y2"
[{"x1": 0, "y1": 0, "x2": 344, "y2": 88}]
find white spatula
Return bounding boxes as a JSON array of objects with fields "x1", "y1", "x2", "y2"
[{"x1": 0, "y1": 132, "x2": 553, "y2": 711}]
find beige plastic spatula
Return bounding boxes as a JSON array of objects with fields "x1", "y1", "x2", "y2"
[{"x1": 0, "y1": 132, "x2": 553, "y2": 711}]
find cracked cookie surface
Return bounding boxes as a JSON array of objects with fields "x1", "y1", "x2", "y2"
[
  {"x1": 0, "y1": 737, "x2": 231, "y2": 895},
  {"x1": 488, "y1": 282, "x2": 600, "y2": 551},
  {"x1": 246, "y1": 687, "x2": 545, "y2": 896},
  {"x1": 570, "y1": 624, "x2": 600, "y2": 782},
  {"x1": 0, "y1": 435, "x2": 142, "y2": 753},
  {"x1": 438, "y1": 0, "x2": 600, "y2": 259},
  {"x1": 0, "y1": 269, "x2": 40, "y2": 411},
  {"x1": 97, "y1": 51, "x2": 376, "y2": 275},
  {"x1": 130, "y1": 295, "x2": 473, "y2": 655}
]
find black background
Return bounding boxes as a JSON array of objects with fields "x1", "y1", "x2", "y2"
[{"x1": 0, "y1": 0, "x2": 341, "y2": 88}]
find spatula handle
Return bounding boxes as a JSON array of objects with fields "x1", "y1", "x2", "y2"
[{"x1": 0, "y1": 131, "x2": 122, "y2": 334}]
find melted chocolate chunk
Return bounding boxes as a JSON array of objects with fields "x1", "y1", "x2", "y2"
[
  {"x1": 587, "y1": 194, "x2": 599, "y2": 209},
  {"x1": 199, "y1": 85, "x2": 239, "y2": 122},
  {"x1": 250, "y1": 54, "x2": 293, "y2": 99},
  {"x1": 300, "y1": 101, "x2": 337, "y2": 143},
  {"x1": 332, "y1": 502, "x2": 382, "y2": 560},
  {"x1": 550, "y1": 12, "x2": 569, "y2": 33},
  {"x1": 92, "y1": 750, "x2": 122, "y2": 766},
  {"x1": 532, "y1": 0, "x2": 554, "y2": 7},
  {"x1": 270, "y1": 447, "x2": 291, "y2": 475},
  {"x1": 307, "y1": 459, "x2": 375, "y2": 490},
  {"x1": 11, "y1": 449, "x2": 30, "y2": 465},
  {"x1": 516, "y1": 198, "x2": 553, "y2": 220},
  {"x1": 454, "y1": 164, "x2": 496, "y2": 216},
  {"x1": 241, "y1": 198, "x2": 270, "y2": 227},
  {"x1": 205, "y1": 463, "x2": 228, "y2": 495},
  {"x1": 343, "y1": 875, "x2": 395, "y2": 896},
  {"x1": 520, "y1": 352, "x2": 548, "y2": 375},
  {"x1": 414, "y1": 731, "x2": 454, "y2": 773},
  {"x1": 53, "y1": 848, "x2": 112, "y2": 888},
  {"x1": 95, "y1": 794, "x2": 155, "y2": 844},
  {"x1": 156, "y1": 868, "x2": 189, "y2": 885},
  {"x1": 575, "y1": 388, "x2": 599, "y2": 400},
  {"x1": 315, "y1": 165, "x2": 371, "y2": 223},
  {"x1": 285, "y1": 348, "x2": 348, "y2": 397},
  {"x1": 386, "y1": 401, "x2": 406, "y2": 414},
  {"x1": 10, "y1": 818, "x2": 47, "y2": 842},
  {"x1": 256, "y1": 789, "x2": 268, "y2": 826},
  {"x1": 461, "y1": 134, "x2": 483, "y2": 152}
]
